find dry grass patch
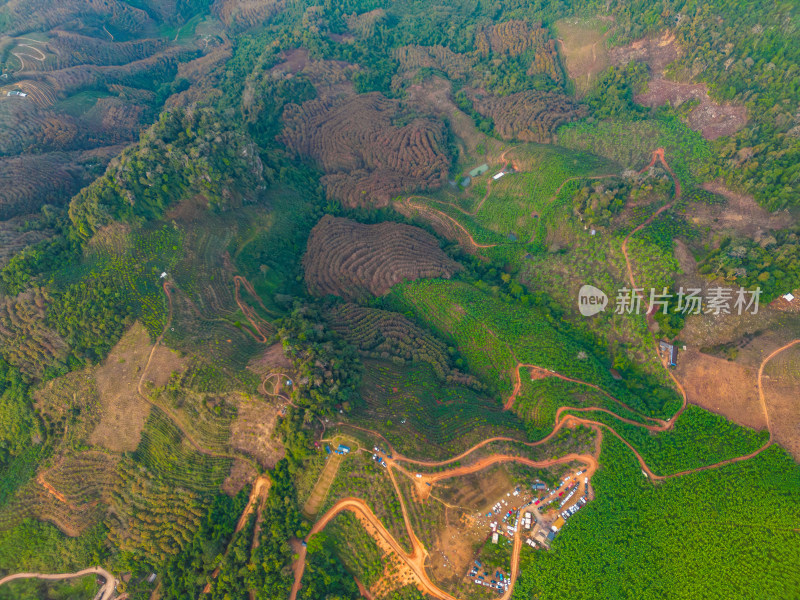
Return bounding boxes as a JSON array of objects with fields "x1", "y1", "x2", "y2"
[
  {"x1": 89, "y1": 322, "x2": 153, "y2": 452},
  {"x1": 676, "y1": 349, "x2": 765, "y2": 431},
  {"x1": 229, "y1": 395, "x2": 284, "y2": 468},
  {"x1": 554, "y1": 17, "x2": 613, "y2": 94}
]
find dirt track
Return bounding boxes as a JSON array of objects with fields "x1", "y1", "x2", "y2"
[
  {"x1": 234, "y1": 275, "x2": 276, "y2": 343},
  {"x1": 14, "y1": 152, "x2": 795, "y2": 600},
  {"x1": 0, "y1": 567, "x2": 117, "y2": 600},
  {"x1": 290, "y1": 148, "x2": 799, "y2": 600},
  {"x1": 290, "y1": 446, "x2": 597, "y2": 600},
  {"x1": 202, "y1": 476, "x2": 272, "y2": 594}
]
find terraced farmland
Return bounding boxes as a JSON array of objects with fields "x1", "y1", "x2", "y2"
[
  {"x1": 0, "y1": 288, "x2": 70, "y2": 378},
  {"x1": 471, "y1": 89, "x2": 586, "y2": 142},
  {"x1": 0, "y1": 451, "x2": 119, "y2": 537},
  {"x1": 0, "y1": 151, "x2": 102, "y2": 220},
  {"x1": 212, "y1": 0, "x2": 285, "y2": 28},
  {"x1": 393, "y1": 44, "x2": 475, "y2": 80},
  {"x1": 0, "y1": 0, "x2": 223, "y2": 219},
  {"x1": 282, "y1": 93, "x2": 451, "y2": 207},
  {"x1": 325, "y1": 303, "x2": 480, "y2": 387},
  {"x1": 390, "y1": 279, "x2": 673, "y2": 415},
  {"x1": 303, "y1": 215, "x2": 461, "y2": 300},
  {"x1": 399, "y1": 143, "x2": 619, "y2": 253}
]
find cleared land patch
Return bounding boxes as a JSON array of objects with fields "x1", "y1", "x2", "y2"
[
  {"x1": 89, "y1": 322, "x2": 153, "y2": 452},
  {"x1": 675, "y1": 350, "x2": 765, "y2": 431},
  {"x1": 636, "y1": 79, "x2": 747, "y2": 140},
  {"x1": 229, "y1": 395, "x2": 285, "y2": 468},
  {"x1": 609, "y1": 32, "x2": 747, "y2": 140},
  {"x1": 554, "y1": 18, "x2": 612, "y2": 94},
  {"x1": 761, "y1": 344, "x2": 800, "y2": 460}
]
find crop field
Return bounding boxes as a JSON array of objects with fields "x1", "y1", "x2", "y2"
[
  {"x1": 149, "y1": 373, "x2": 237, "y2": 456},
  {"x1": 353, "y1": 360, "x2": 525, "y2": 460},
  {"x1": 78, "y1": 223, "x2": 185, "y2": 339},
  {"x1": 0, "y1": 449, "x2": 118, "y2": 537},
  {"x1": 515, "y1": 436, "x2": 800, "y2": 599},
  {"x1": 107, "y1": 457, "x2": 208, "y2": 565},
  {"x1": 588, "y1": 405, "x2": 769, "y2": 476},
  {"x1": 394, "y1": 44, "x2": 475, "y2": 80},
  {"x1": 514, "y1": 376, "x2": 651, "y2": 438},
  {"x1": 0, "y1": 217, "x2": 51, "y2": 269},
  {"x1": 303, "y1": 438, "x2": 350, "y2": 518},
  {"x1": 476, "y1": 146, "x2": 617, "y2": 241},
  {"x1": 282, "y1": 93, "x2": 451, "y2": 207},
  {"x1": 0, "y1": 0, "x2": 226, "y2": 215},
  {"x1": 325, "y1": 303, "x2": 480, "y2": 387},
  {"x1": 212, "y1": 0, "x2": 284, "y2": 28},
  {"x1": 390, "y1": 280, "x2": 669, "y2": 415},
  {"x1": 0, "y1": 151, "x2": 96, "y2": 221},
  {"x1": 405, "y1": 143, "x2": 619, "y2": 252},
  {"x1": 321, "y1": 450, "x2": 412, "y2": 554},
  {"x1": 470, "y1": 89, "x2": 587, "y2": 142},
  {"x1": 0, "y1": 287, "x2": 70, "y2": 378},
  {"x1": 304, "y1": 216, "x2": 461, "y2": 300},
  {"x1": 518, "y1": 178, "x2": 681, "y2": 379},
  {"x1": 159, "y1": 211, "x2": 276, "y2": 385},
  {"x1": 132, "y1": 410, "x2": 231, "y2": 493},
  {"x1": 326, "y1": 512, "x2": 385, "y2": 588}
]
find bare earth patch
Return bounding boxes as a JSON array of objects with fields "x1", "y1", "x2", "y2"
[
  {"x1": 555, "y1": 17, "x2": 613, "y2": 95},
  {"x1": 761, "y1": 344, "x2": 800, "y2": 460},
  {"x1": 229, "y1": 395, "x2": 284, "y2": 468},
  {"x1": 636, "y1": 79, "x2": 747, "y2": 139},
  {"x1": 673, "y1": 239, "x2": 698, "y2": 275},
  {"x1": 675, "y1": 350, "x2": 765, "y2": 430},
  {"x1": 142, "y1": 344, "x2": 187, "y2": 389},
  {"x1": 610, "y1": 32, "x2": 747, "y2": 140},
  {"x1": 89, "y1": 322, "x2": 153, "y2": 452},
  {"x1": 609, "y1": 32, "x2": 678, "y2": 74},
  {"x1": 249, "y1": 342, "x2": 293, "y2": 375},
  {"x1": 691, "y1": 181, "x2": 794, "y2": 236},
  {"x1": 222, "y1": 459, "x2": 259, "y2": 495},
  {"x1": 428, "y1": 515, "x2": 485, "y2": 591}
]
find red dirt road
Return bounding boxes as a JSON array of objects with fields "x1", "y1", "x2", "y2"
[
  {"x1": 290, "y1": 448, "x2": 597, "y2": 600},
  {"x1": 234, "y1": 275, "x2": 275, "y2": 342},
  {"x1": 290, "y1": 148, "x2": 800, "y2": 600}
]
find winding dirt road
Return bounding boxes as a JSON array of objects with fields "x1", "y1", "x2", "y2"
[
  {"x1": 0, "y1": 567, "x2": 116, "y2": 599},
  {"x1": 290, "y1": 448, "x2": 597, "y2": 600},
  {"x1": 13, "y1": 149, "x2": 795, "y2": 600},
  {"x1": 289, "y1": 148, "x2": 799, "y2": 600},
  {"x1": 233, "y1": 275, "x2": 276, "y2": 343}
]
